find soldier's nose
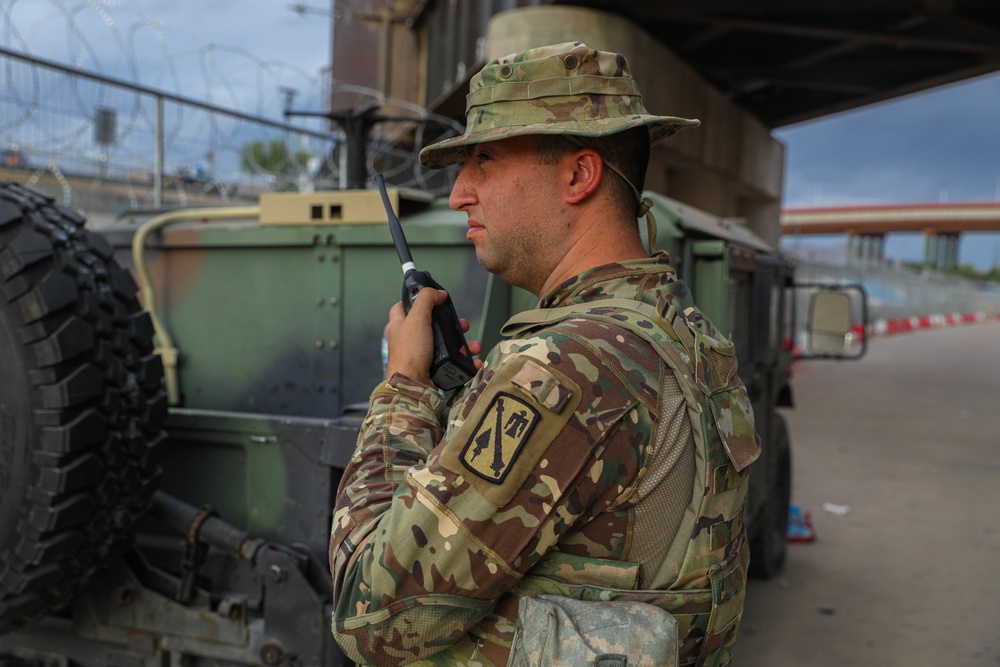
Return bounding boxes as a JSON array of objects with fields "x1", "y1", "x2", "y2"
[{"x1": 449, "y1": 165, "x2": 477, "y2": 211}]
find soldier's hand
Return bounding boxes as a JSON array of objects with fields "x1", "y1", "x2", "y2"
[{"x1": 385, "y1": 287, "x2": 482, "y2": 387}]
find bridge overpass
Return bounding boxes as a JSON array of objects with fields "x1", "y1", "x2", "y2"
[{"x1": 781, "y1": 202, "x2": 1000, "y2": 270}]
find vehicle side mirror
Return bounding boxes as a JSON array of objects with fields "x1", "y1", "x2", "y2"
[
  {"x1": 803, "y1": 287, "x2": 867, "y2": 359},
  {"x1": 809, "y1": 291, "x2": 852, "y2": 353}
]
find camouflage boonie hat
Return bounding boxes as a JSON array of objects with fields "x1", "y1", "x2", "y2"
[{"x1": 419, "y1": 41, "x2": 700, "y2": 169}]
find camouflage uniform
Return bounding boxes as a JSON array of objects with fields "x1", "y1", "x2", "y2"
[
  {"x1": 331, "y1": 254, "x2": 759, "y2": 666},
  {"x1": 331, "y1": 42, "x2": 759, "y2": 666}
]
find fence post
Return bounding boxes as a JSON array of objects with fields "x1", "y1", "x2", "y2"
[{"x1": 154, "y1": 95, "x2": 164, "y2": 208}]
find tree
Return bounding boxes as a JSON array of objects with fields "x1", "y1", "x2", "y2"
[{"x1": 239, "y1": 138, "x2": 311, "y2": 191}]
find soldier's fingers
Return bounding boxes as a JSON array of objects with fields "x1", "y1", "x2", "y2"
[
  {"x1": 387, "y1": 301, "x2": 406, "y2": 327},
  {"x1": 408, "y1": 288, "x2": 447, "y2": 321},
  {"x1": 463, "y1": 339, "x2": 484, "y2": 371}
]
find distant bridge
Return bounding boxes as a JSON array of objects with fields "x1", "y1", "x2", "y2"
[{"x1": 780, "y1": 202, "x2": 1000, "y2": 270}]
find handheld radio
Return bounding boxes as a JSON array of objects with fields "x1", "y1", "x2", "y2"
[{"x1": 375, "y1": 173, "x2": 477, "y2": 390}]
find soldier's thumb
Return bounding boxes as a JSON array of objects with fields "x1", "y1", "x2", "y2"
[{"x1": 410, "y1": 287, "x2": 446, "y2": 321}]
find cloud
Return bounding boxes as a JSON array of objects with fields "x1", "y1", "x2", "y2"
[{"x1": 777, "y1": 71, "x2": 1000, "y2": 207}]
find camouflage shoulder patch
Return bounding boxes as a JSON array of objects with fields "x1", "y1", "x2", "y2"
[
  {"x1": 459, "y1": 391, "x2": 540, "y2": 484},
  {"x1": 441, "y1": 355, "x2": 581, "y2": 508}
]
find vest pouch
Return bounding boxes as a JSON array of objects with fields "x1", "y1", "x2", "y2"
[
  {"x1": 696, "y1": 535, "x2": 750, "y2": 667},
  {"x1": 707, "y1": 387, "x2": 761, "y2": 474},
  {"x1": 508, "y1": 595, "x2": 678, "y2": 667}
]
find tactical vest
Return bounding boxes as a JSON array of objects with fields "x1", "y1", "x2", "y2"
[{"x1": 500, "y1": 280, "x2": 761, "y2": 667}]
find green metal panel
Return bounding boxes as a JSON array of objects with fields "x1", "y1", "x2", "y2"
[
  {"x1": 643, "y1": 192, "x2": 775, "y2": 254},
  {"x1": 339, "y1": 234, "x2": 491, "y2": 409},
  {"x1": 692, "y1": 240, "x2": 730, "y2": 329},
  {"x1": 477, "y1": 274, "x2": 537, "y2": 354},
  {"x1": 160, "y1": 411, "x2": 282, "y2": 534},
  {"x1": 146, "y1": 227, "x2": 343, "y2": 417},
  {"x1": 113, "y1": 205, "x2": 499, "y2": 419},
  {"x1": 152, "y1": 408, "x2": 358, "y2": 548}
]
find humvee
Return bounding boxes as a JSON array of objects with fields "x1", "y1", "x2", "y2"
[{"x1": 0, "y1": 174, "x2": 863, "y2": 666}]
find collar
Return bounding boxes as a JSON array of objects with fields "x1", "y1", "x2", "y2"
[{"x1": 539, "y1": 253, "x2": 676, "y2": 309}]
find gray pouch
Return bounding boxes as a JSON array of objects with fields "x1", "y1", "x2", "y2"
[{"x1": 507, "y1": 595, "x2": 678, "y2": 667}]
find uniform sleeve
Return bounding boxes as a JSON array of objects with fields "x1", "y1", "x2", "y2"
[{"x1": 330, "y1": 326, "x2": 650, "y2": 665}]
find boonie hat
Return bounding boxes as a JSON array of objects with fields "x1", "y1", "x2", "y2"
[{"x1": 419, "y1": 41, "x2": 700, "y2": 169}]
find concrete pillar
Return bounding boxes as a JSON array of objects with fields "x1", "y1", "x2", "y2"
[
  {"x1": 873, "y1": 234, "x2": 885, "y2": 266},
  {"x1": 740, "y1": 198, "x2": 782, "y2": 247},
  {"x1": 928, "y1": 232, "x2": 961, "y2": 272},
  {"x1": 666, "y1": 169, "x2": 732, "y2": 220},
  {"x1": 847, "y1": 232, "x2": 887, "y2": 268},
  {"x1": 945, "y1": 233, "x2": 961, "y2": 271},
  {"x1": 923, "y1": 231, "x2": 938, "y2": 269}
]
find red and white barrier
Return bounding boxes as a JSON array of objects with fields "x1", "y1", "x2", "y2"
[
  {"x1": 792, "y1": 311, "x2": 997, "y2": 357},
  {"x1": 866, "y1": 311, "x2": 999, "y2": 339}
]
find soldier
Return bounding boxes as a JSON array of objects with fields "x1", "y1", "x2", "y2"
[{"x1": 330, "y1": 42, "x2": 760, "y2": 666}]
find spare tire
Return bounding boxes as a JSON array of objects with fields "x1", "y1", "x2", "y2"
[{"x1": 0, "y1": 180, "x2": 166, "y2": 632}]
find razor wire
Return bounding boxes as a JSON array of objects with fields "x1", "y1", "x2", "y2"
[{"x1": 0, "y1": 0, "x2": 464, "y2": 226}]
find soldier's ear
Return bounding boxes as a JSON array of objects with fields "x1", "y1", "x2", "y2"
[{"x1": 564, "y1": 149, "x2": 602, "y2": 204}]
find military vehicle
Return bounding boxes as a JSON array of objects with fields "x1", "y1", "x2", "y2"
[{"x1": 0, "y1": 163, "x2": 864, "y2": 665}]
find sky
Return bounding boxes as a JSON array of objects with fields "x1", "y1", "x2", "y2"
[
  {"x1": 775, "y1": 72, "x2": 1000, "y2": 270},
  {"x1": 0, "y1": 0, "x2": 332, "y2": 116},
  {"x1": 3, "y1": 0, "x2": 999, "y2": 269}
]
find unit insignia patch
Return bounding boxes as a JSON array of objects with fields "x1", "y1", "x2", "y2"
[{"x1": 459, "y1": 392, "x2": 539, "y2": 484}]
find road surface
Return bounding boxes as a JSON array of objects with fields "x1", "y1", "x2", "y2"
[{"x1": 735, "y1": 321, "x2": 1000, "y2": 667}]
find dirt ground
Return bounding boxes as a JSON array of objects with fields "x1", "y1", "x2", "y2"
[{"x1": 734, "y1": 322, "x2": 1000, "y2": 667}]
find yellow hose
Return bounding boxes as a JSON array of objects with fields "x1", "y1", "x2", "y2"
[{"x1": 131, "y1": 206, "x2": 260, "y2": 405}]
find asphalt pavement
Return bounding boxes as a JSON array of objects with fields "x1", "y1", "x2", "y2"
[{"x1": 734, "y1": 321, "x2": 1000, "y2": 667}]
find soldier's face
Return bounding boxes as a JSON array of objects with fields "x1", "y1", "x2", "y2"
[{"x1": 449, "y1": 136, "x2": 561, "y2": 293}]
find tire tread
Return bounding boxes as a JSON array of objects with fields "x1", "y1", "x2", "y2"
[{"x1": 0, "y1": 180, "x2": 166, "y2": 632}]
